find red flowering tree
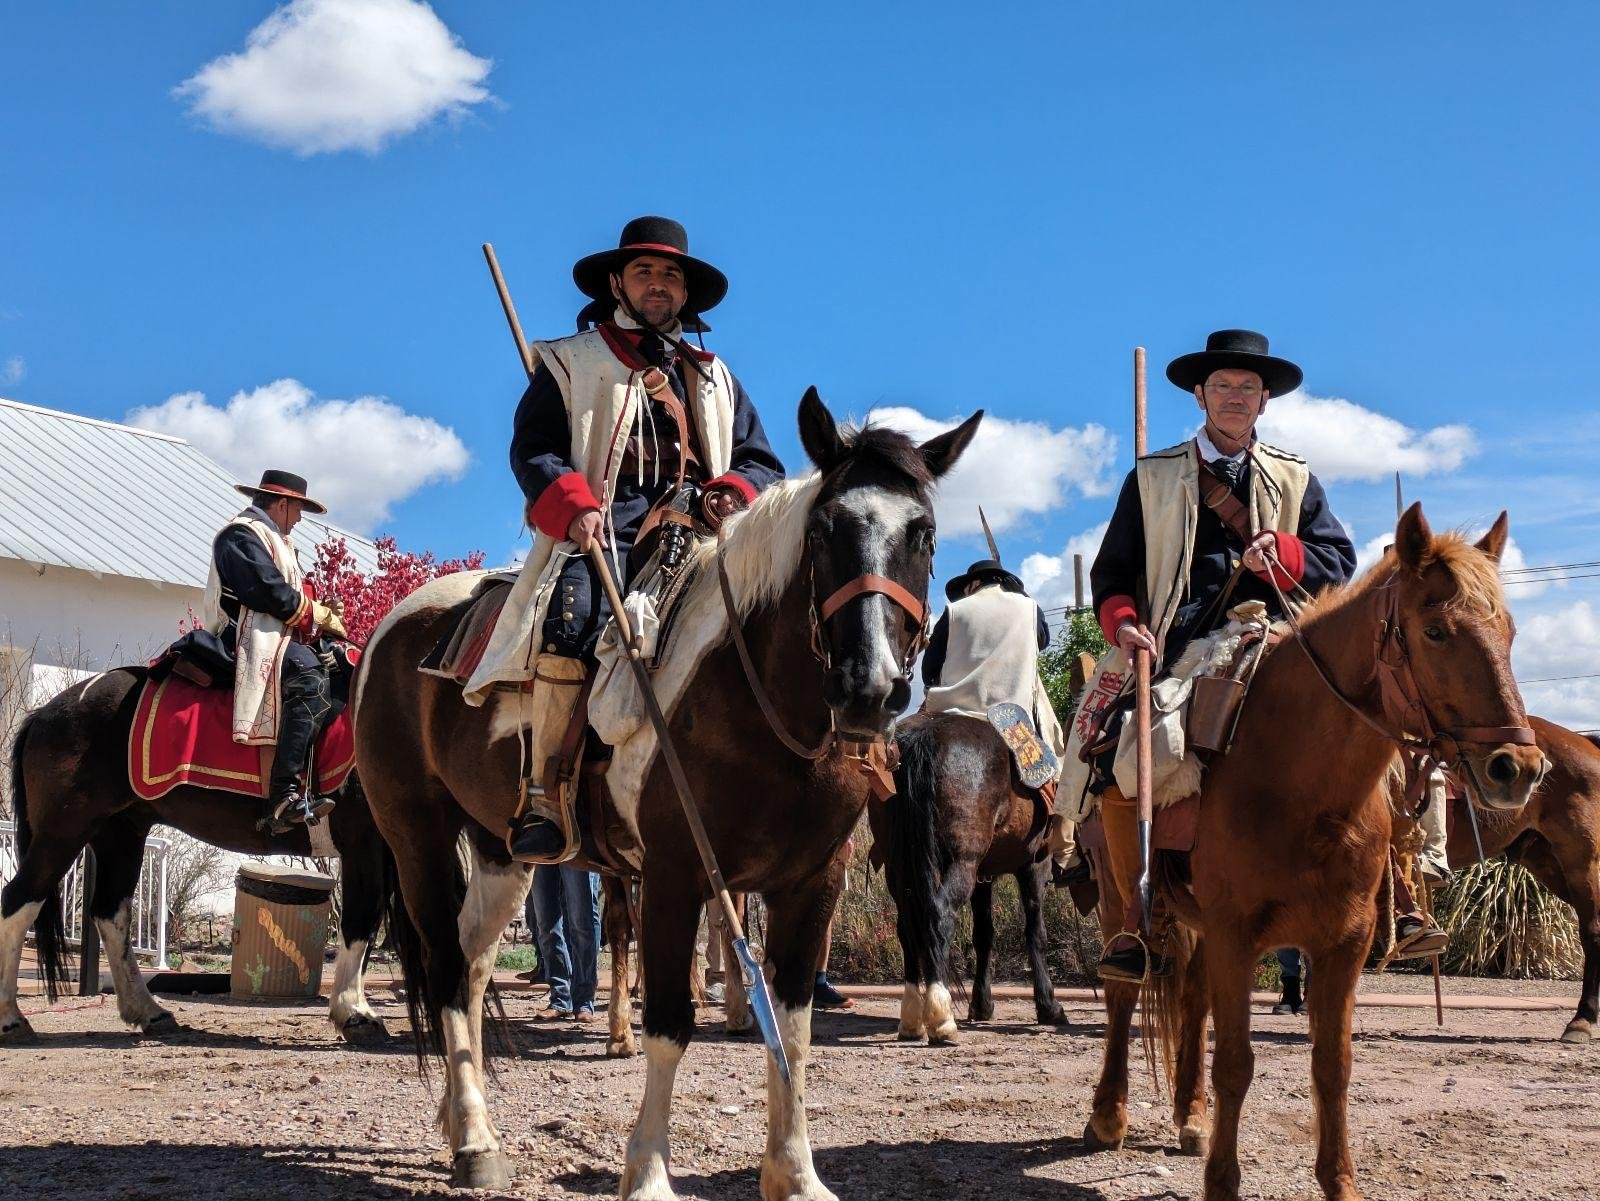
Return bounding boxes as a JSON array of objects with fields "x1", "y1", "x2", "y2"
[{"x1": 307, "y1": 535, "x2": 486, "y2": 645}]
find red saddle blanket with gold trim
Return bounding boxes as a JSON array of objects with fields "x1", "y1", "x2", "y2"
[{"x1": 129, "y1": 676, "x2": 355, "y2": 802}]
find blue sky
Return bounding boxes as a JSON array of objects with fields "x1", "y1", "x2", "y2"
[{"x1": 3, "y1": 2, "x2": 1599, "y2": 721}]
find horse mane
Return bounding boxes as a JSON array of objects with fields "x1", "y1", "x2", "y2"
[
  {"x1": 1299, "y1": 529, "x2": 1508, "y2": 626},
  {"x1": 688, "y1": 420, "x2": 934, "y2": 620}
]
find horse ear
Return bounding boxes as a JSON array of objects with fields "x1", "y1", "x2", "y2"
[
  {"x1": 920, "y1": 409, "x2": 984, "y2": 479},
  {"x1": 797, "y1": 386, "x2": 844, "y2": 472},
  {"x1": 1394, "y1": 501, "x2": 1432, "y2": 571},
  {"x1": 1475, "y1": 511, "x2": 1510, "y2": 563}
]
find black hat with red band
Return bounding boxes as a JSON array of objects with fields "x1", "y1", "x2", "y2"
[
  {"x1": 235, "y1": 469, "x2": 327, "y2": 515},
  {"x1": 572, "y1": 216, "x2": 729, "y2": 326}
]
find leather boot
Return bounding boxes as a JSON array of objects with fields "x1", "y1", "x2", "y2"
[
  {"x1": 264, "y1": 668, "x2": 333, "y2": 833},
  {"x1": 507, "y1": 654, "x2": 587, "y2": 864}
]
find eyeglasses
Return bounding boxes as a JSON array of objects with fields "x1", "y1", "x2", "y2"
[{"x1": 1203, "y1": 383, "x2": 1263, "y2": 399}]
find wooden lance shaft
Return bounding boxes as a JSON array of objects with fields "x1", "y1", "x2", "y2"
[
  {"x1": 483, "y1": 243, "x2": 535, "y2": 380},
  {"x1": 1133, "y1": 346, "x2": 1155, "y2": 936}
]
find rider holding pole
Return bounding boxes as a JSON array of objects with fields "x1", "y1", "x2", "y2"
[{"x1": 1088, "y1": 331, "x2": 1359, "y2": 982}]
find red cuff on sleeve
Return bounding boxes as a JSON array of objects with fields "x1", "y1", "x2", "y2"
[
  {"x1": 1097, "y1": 594, "x2": 1138, "y2": 646},
  {"x1": 527, "y1": 472, "x2": 602, "y2": 540},
  {"x1": 703, "y1": 472, "x2": 758, "y2": 505},
  {"x1": 1253, "y1": 531, "x2": 1305, "y2": 588}
]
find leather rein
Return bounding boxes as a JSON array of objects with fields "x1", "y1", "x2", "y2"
[
  {"x1": 1258, "y1": 550, "x2": 1535, "y2": 797},
  {"x1": 715, "y1": 523, "x2": 927, "y2": 788}
]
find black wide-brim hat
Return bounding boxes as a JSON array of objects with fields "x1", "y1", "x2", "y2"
[
  {"x1": 572, "y1": 216, "x2": 729, "y2": 320},
  {"x1": 235, "y1": 469, "x2": 327, "y2": 515},
  {"x1": 946, "y1": 559, "x2": 1026, "y2": 602},
  {"x1": 1166, "y1": 329, "x2": 1303, "y2": 397}
]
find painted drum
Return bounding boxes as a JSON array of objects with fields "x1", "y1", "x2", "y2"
[{"x1": 230, "y1": 862, "x2": 335, "y2": 1000}]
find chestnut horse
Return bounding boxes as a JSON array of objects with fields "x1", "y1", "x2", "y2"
[
  {"x1": 352, "y1": 390, "x2": 979, "y2": 1195},
  {"x1": 1083, "y1": 505, "x2": 1543, "y2": 1201},
  {"x1": 869, "y1": 711, "x2": 1067, "y2": 1044},
  {"x1": 1448, "y1": 715, "x2": 1600, "y2": 1043},
  {"x1": 1, "y1": 668, "x2": 392, "y2": 1045}
]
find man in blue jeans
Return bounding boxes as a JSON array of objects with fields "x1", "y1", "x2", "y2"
[{"x1": 529, "y1": 865, "x2": 602, "y2": 1021}]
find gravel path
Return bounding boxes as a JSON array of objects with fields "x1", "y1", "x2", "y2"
[{"x1": 2, "y1": 984, "x2": 1596, "y2": 1200}]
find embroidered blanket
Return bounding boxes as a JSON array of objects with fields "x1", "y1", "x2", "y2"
[{"x1": 129, "y1": 675, "x2": 355, "y2": 802}]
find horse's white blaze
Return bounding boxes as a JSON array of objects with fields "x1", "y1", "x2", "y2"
[
  {"x1": 327, "y1": 937, "x2": 373, "y2": 1029},
  {"x1": 621, "y1": 1033, "x2": 685, "y2": 1201},
  {"x1": 0, "y1": 899, "x2": 44, "y2": 1033},
  {"x1": 485, "y1": 690, "x2": 532, "y2": 745},
  {"x1": 440, "y1": 1004, "x2": 499, "y2": 1157},
  {"x1": 458, "y1": 849, "x2": 531, "y2": 1074},
  {"x1": 97, "y1": 898, "x2": 170, "y2": 1028},
  {"x1": 836, "y1": 486, "x2": 926, "y2": 689},
  {"x1": 898, "y1": 980, "x2": 925, "y2": 1038},
  {"x1": 760, "y1": 1002, "x2": 836, "y2": 1201},
  {"x1": 923, "y1": 981, "x2": 958, "y2": 1041}
]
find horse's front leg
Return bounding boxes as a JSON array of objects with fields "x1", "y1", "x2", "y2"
[
  {"x1": 758, "y1": 881, "x2": 842, "y2": 1201},
  {"x1": 969, "y1": 878, "x2": 995, "y2": 1022},
  {"x1": 620, "y1": 876, "x2": 700, "y2": 1201},
  {"x1": 894, "y1": 905, "x2": 924, "y2": 1040},
  {"x1": 329, "y1": 827, "x2": 389, "y2": 1043},
  {"x1": 1017, "y1": 863, "x2": 1067, "y2": 1026},
  {"x1": 1085, "y1": 861, "x2": 1133, "y2": 1150},
  {"x1": 1307, "y1": 929, "x2": 1372, "y2": 1201},
  {"x1": 722, "y1": 893, "x2": 754, "y2": 1035},
  {"x1": 603, "y1": 876, "x2": 637, "y2": 1057},
  {"x1": 1174, "y1": 933, "x2": 1211, "y2": 1156},
  {"x1": 1202, "y1": 929, "x2": 1256, "y2": 1201}
]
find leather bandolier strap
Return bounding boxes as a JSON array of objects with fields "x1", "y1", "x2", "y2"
[{"x1": 1194, "y1": 444, "x2": 1255, "y2": 546}]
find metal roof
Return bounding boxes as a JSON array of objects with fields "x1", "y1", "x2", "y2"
[{"x1": 0, "y1": 396, "x2": 380, "y2": 588}]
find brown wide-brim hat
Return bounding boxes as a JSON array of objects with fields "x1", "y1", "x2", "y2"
[
  {"x1": 234, "y1": 469, "x2": 327, "y2": 515},
  {"x1": 572, "y1": 215, "x2": 728, "y2": 322},
  {"x1": 1166, "y1": 329, "x2": 1303, "y2": 397}
]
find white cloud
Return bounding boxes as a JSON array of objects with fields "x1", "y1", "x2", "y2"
[
  {"x1": 864, "y1": 406, "x2": 1118, "y2": 538},
  {"x1": 1019, "y1": 521, "x2": 1109, "y2": 612},
  {"x1": 1, "y1": 355, "x2": 22, "y2": 386},
  {"x1": 174, "y1": 0, "x2": 492, "y2": 156},
  {"x1": 1513, "y1": 600, "x2": 1600, "y2": 732},
  {"x1": 1257, "y1": 391, "x2": 1476, "y2": 483},
  {"x1": 127, "y1": 378, "x2": 469, "y2": 532}
]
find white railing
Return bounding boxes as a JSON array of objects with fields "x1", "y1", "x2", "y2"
[{"x1": 0, "y1": 820, "x2": 170, "y2": 966}]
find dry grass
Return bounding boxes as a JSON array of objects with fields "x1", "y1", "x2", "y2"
[{"x1": 1434, "y1": 858, "x2": 1583, "y2": 979}]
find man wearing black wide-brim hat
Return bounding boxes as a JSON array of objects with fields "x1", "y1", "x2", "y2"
[
  {"x1": 1083, "y1": 330, "x2": 1359, "y2": 982},
  {"x1": 469, "y1": 216, "x2": 785, "y2": 863},
  {"x1": 203, "y1": 469, "x2": 350, "y2": 831}
]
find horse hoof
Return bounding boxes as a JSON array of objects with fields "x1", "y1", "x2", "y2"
[
  {"x1": 451, "y1": 1149, "x2": 515, "y2": 1190},
  {"x1": 1179, "y1": 1125, "x2": 1209, "y2": 1157},
  {"x1": 340, "y1": 1014, "x2": 392, "y2": 1045},
  {"x1": 896, "y1": 1027, "x2": 924, "y2": 1042},
  {"x1": 606, "y1": 1034, "x2": 637, "y2": 1058},
  {"x1": 1560, "y1": 1021, "x2": 1593, "y2": 1044},
  {"x1": 0, "y1": 1017, "x2": 39, "y2": 1045},
  {"x1": 725, "y1": 1012, "x2": 755, "y2": 1036},
  {"x1": 1081, "y1": 1119, "x2": 1123, "y2": 1153},
  {"x1": 968, "y1": 1007, "x2": 994, "y2": 1024},
  {"x1": 141, "y1": 1012, "x2": 181, "y2": 1036},
  {"x1": 1039, "y1": 1005, "x2": 1069, "y2": 1027},
  {"x1": 927, "y1": 1026, "x2": 960, "y2": 1047}
]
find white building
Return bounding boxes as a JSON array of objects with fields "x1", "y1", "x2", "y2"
[{"x1": 0, "y1": 396, "x2": 378, "y2": 787}]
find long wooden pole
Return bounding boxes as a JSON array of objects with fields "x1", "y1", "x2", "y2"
[
  {"x1": 1133, "y1": 347, "x2": 1155, "y2": 935},
  {"x1": 483, "y1": 243, "x2": 535, "y2": 379}
]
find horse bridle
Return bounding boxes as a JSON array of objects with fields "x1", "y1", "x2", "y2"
[
  {"x1": 1260, "y1": 551, "x2": 1535, "y2": 799},
  {"x1": 716, "y1": 524, "x2": 931, "y2": 769}
]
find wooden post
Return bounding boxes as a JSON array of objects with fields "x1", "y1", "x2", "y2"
[
  {"x1": 482, "y1": 243, "x2": 536, "y2": 380},
  {"x1": 1073, "y1": 553, "x2": 1085, "y2": 612}
]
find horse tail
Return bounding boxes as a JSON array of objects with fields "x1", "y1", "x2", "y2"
[
  {"x1": 1138, "y1": 922, "x2": 1198, "y2": 1092},
  {"x1": 9, "y1": 711, "x2": 72, "y2": 1002},
  {"x1": 884, "y1": 721, "x2": 952, "y2": 989}
]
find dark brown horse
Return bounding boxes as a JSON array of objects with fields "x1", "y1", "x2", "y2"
[
  {"x1": 1449, "y1": 715, "x2": 1600, "y2": 1043},
  {"x1": 1084, "y1": 506, "x2": 1542, "y2": 1201},
  {"x1": 1, "y1": 667, "x2": 393, "y2": 1044},
  {"x1": 352, "y1": 389, "x2": 979, "y2": 1194},
  {"x1": 869, "y1": 711, "x2": 1066, "y2": 1044}
]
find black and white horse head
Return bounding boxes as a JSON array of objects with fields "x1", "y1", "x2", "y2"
[{"x1": 798, "y1": 387, "x2": 981, "y2": 739}]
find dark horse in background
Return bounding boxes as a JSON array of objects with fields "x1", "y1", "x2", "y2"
[
  {"x1": 1450, "y1": 716, "x2": 1600, "y2": 1043},
  {"x1": 352, "y1": 389, "x2": 978, "y2": 1197},
  {"x1": 870, "y1": 711, "x2": 1067, "y2": 1044},
  {"x1": 1, "y1": 666, "x2": 393, "y2": 1045}
]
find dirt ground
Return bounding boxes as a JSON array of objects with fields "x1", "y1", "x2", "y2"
[{"x1": 2, "y1": 981, "x2": 1596, "y2": 1201}]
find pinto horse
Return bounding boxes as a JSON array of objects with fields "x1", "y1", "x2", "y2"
[
  {"x1": 1, "y1": 668, "x2": 393, "y2": 1044},
  {"x1": 1449, "y1": 715, "x2": 1600, "y2": 1043},
  {"x1": 869, "y1": 711, "x2": 1067, "y2": 1044},
  {"x1": 1083, "y1": 505, "x2": 1543, "y2": 1201},
  {"x1": 352, "y1": 389, "x2": 979, "y2": 1195}
]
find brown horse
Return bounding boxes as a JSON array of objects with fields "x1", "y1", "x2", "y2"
[
  {"x1": 1448, "y1": 715, "x2": 1600, "y2": 1043},
  {"x1": 869, "y1": 711, "x2": 1067, "y2": 1044},
  {"x1": 352, "y1": 389, "x2": 979, "y2": 1194},
  {"x1": 1, "y1": 668, "x2": 393, "y2": 1045},
  {"x1": 1083, "y1": 505, "x2": 1543, "y2": 1201}
]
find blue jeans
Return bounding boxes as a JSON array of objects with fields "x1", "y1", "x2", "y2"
[{"x1": 530, "y1": 866, "x2": 601, "y2": 1012}]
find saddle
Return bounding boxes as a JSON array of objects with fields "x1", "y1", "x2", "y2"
[{"x1": 419, "y1": 571, "x2": 520, "y2": 685}]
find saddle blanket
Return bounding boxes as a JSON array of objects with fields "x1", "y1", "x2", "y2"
[
  {"x1": 419, "y1": 572, "x2": 519, "y2": 684},
  {"x1": 129, "y1": 675, "x2": 355, "y2": 802}
]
